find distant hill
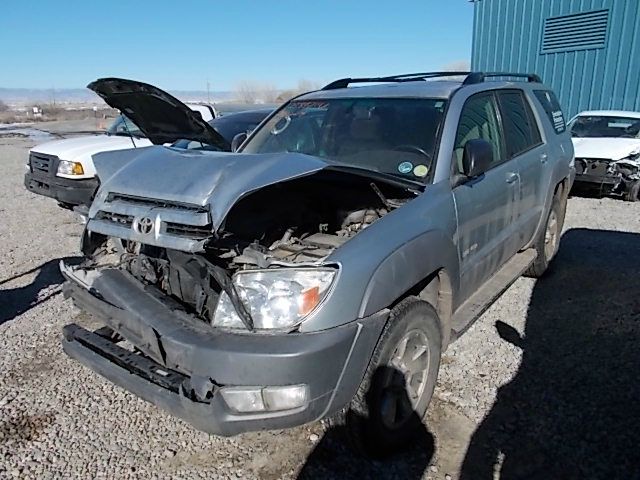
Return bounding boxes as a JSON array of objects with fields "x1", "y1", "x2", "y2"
[{"x1": 0, "y1": 87, "x2": 235, "y2": 107}]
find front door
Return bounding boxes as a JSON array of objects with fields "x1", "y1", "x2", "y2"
[{"x1": 452, "y1": 92, "x2": 521, "y2": 300}]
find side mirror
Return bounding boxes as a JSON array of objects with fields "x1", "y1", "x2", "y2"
[
  {"x1": 462, "y1": 139, "x2": 493, "y2": 178},
  {"x1": 231, "y1": 132, "x2": 248, "y2": 152}
]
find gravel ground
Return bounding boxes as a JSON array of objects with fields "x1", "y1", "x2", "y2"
[{"x1": 1, "y1": 125, "x2": 639, "y2": 479}]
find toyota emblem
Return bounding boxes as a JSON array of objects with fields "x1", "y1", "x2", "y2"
[{"x1": 136, "y1": 217, "x2": 154, "y2": 235}]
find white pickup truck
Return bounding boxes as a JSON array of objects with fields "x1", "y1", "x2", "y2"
[{"x1": 24, "y1": 87, "x2": 217, "y2": 208}]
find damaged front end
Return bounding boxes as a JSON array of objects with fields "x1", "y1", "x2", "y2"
[
  {"x1": 61, "y1": 261, "x2": 386, "y2": 434},
  {"x1": 61, "y1": 153, "x2": 412, "y2": 434},
  {"x1": 77, "y1": 163, "x2": 415, "y2": 331},
  {"x1": 575, "y1": 152, "x2": 640, "y2": 200}
]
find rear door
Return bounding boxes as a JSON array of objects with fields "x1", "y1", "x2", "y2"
[
  {"x1": 452, "y1": 92, "x2": 521, "y2": 300},
  {"x1": 495, "y1": 89, "x2": 546, "y2": 246}
]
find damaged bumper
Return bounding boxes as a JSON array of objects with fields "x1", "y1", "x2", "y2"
[
  {"x1": 573, "y1": 172, "x2": 619, "y2": 193},
  {"x1": 573, "y1": 158, "x2": 619, "y2": 192},
  {"x1": 61, "y1": 265, "x2": 386, "y2": 436},
  {"x1": 572, "y1": 157, "x2": 640, "y2": 196}
]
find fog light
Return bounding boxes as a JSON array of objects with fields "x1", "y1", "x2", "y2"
[
  {"x1": 263, "y1": 385, "x2": 308, "y2": 411},
  {"x1": 57, "y1": 160, "x2": 84, "y2": 176},
  {"x1": 220, "y1": 388, "x2": 264, "y2": 413},
  {"x1": 221, "y1": 385, "x2": 308, "y2": 413}
]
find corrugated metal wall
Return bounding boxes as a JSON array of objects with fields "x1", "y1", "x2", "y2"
[{"x1": 471, "y1": 0, "x2": 640, "y2": 118}]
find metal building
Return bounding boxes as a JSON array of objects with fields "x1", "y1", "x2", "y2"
[{"x1": 471, "y1": 0, "x2": 640, "y2": 117}]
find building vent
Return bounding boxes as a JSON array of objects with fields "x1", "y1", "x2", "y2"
[{"x1": 541, "y1": 9, "x2": 609, "y2": 54}]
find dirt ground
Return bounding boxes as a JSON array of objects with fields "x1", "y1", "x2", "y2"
[{"x1": 1, "y1": 122, "x2": 639, "y2": 479}]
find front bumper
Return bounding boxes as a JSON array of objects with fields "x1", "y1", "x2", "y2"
[
  {"x1": 61, "y1": 267, "x2": 387, "y2": 436},
  {"x1": 24, "y1": 171, "x2": 98, "y2": 206}
]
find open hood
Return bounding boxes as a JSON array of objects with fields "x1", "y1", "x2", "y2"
[{"x1": 87, "y1": 78, "x2": 230, "y2": 150}]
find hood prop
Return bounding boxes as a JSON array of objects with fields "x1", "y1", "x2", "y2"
[{"x1": 119, "y1": 113, "x2": 137, "y2": 149}]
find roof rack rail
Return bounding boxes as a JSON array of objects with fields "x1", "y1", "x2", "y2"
[
  {"x1": 322, "y1": 71, "x2": 471, "y2": 90},
  {"x1": 462, "y1": 72, "x2": 542, "y2": 85},
  {"x1": 321, "y1": 71, "x2": 542, "y2": 90}
]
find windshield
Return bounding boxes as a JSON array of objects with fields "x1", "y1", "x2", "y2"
[
  {"x1": 107, "y1": 115, "x2": 144, "y2": 138},
  {"x1": 242, "y1": 98, "x2": 446, "y2": 182},
  {"x1": 570, "y1": 115, "x2": 640, "y2": 139}
]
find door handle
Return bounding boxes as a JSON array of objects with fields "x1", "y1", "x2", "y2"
[
  {"x1": 506, "y1": 172, "x2": 519, "y2": 184},
  {"x1": 540, "y1": 153, "x2": 548, "y2": 164}
]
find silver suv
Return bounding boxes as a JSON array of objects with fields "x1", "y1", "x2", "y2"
[{"x1": 61, "y1": 72, "x2": 575, "y2": 456}]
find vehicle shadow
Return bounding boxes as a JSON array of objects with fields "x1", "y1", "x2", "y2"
[
  {"x1": 297, "y1": 365, "x2": 435, "y2": 479},
  {"x1": 0, "y1": 257, "x2": 81, "y2": 325},
  {"x1": 460, "y1": 228, "x2": 640, "y2": 479}
]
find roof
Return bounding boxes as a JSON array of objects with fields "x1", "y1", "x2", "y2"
[
  {"x1": 298, "y1": 80, "x2": 465, "y2": 100},
  {"x1": 576, "y1": 110, "x2": 640, "y2": 119}
]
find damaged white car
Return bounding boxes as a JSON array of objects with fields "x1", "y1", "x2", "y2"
[{"x1": 570, "y1": 110, "x2": 640, "y2": 201}]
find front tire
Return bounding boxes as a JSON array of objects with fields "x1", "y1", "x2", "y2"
[{"x1": 340, "y1": 297, "x2": 441, "y2": 457}]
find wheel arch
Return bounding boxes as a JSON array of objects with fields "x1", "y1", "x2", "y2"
[{"x1": 358, "y1": 230, "x2": 458, "y2": 347}]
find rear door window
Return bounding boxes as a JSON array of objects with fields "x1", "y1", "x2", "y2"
[
  {"x1": 533, "y1": 90, "x2": 566, "y2": 134},
  {"x1": 497, "y1": 90, "x2": 542, "y2": 158}
]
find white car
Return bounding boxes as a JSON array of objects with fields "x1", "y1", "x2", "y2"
[
  {"x1": 24, "y1": 82, "x2": 217, "y2": 208},
  {"x1": 569, "y1": 110, "x2": 640, "y2": 201}
]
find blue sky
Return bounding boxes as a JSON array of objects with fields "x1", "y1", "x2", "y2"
[{"x1": 1, "y1": 1, "x2": 473, "y2": 91}]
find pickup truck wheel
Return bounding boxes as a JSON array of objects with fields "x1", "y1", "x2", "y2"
[
  {"x1": 525, "y1": 196, "x2": 563, "y2": 278},
  {"x1": 337, "y1": 297, "x2": 441, "y2": 458}
]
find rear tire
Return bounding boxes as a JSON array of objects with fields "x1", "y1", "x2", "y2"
[
  {"x1": 525, "y1": 195, "x2": 563, "y2": 278},
  {"x1": 337, "y1": 297, "x2": 441, "y2": 458}
]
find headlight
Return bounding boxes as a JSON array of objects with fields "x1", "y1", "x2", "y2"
[
  {"x1": 212, "y1": 268, "x2": 337, "y2": 330},
  {"x1": 57, "y1": 160, "x2": 84, "y2": 176}
]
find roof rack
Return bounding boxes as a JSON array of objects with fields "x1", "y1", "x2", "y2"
[
  {"x1": 321, "y1": 71, "x2": 542, "y2": 90},
  {"x1": 462, "y1": 72, "x2": 542, "y2": 85}
]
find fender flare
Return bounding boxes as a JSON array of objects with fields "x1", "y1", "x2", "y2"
[{"x1": 358, "y1": 229, "x2": 460, "y2": 321}]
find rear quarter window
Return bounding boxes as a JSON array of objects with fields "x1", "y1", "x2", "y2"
[{"x1": 533, "y1": 90, "x2": 566, "y2": 134}]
